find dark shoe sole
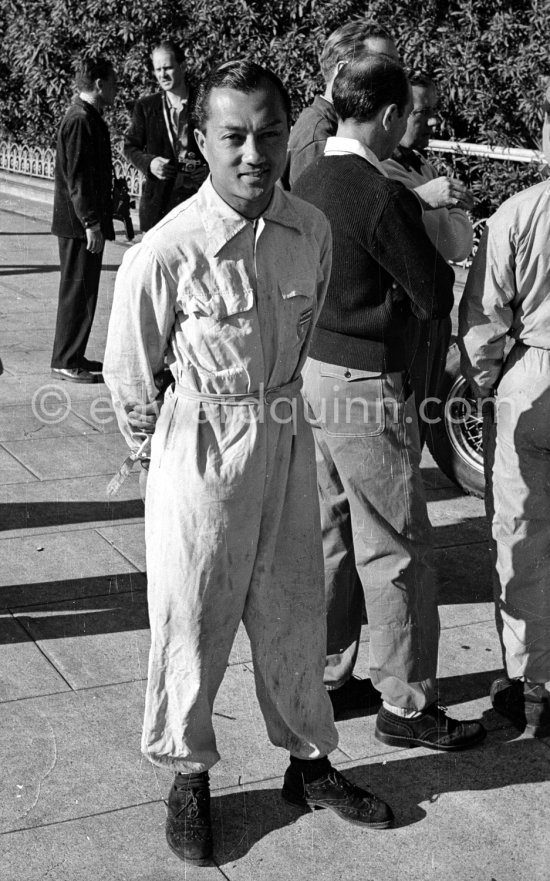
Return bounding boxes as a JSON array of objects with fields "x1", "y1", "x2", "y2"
[
  {"x1": 51, "y1": 369, "x2": 99, "y2": 384},
  {"x1": 375, "y1": 725, "x2": 487, "y2": 752},
  {"x1": 166, "y1": 836, "x2": 213, "y2": 866},
  {"x1": 281, "y1": 788, "x2": 393, "y2": 829}
]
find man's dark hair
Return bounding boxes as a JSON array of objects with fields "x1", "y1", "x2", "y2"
[
  {"x1": 74, "y1": 56, "x2": 114, "y2": 92},
  {"x1": 319, "y1": 19, "x2": 395, "y2": 82},
  {"x1": 151, "y1": 40, "x2": 185, "y2": 65},
  {"x1": 332, "y1": 55, "x2": 410, "y2": 122},
  {"x1": 194, "y1": 60, "x2": 292, "y2": 132}
]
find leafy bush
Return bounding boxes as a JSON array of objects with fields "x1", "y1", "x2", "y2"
[{"x1": 1, "y1": 0, "x2": 549, "y2": 221}]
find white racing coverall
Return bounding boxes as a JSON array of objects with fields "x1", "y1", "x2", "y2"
[
  {"x1": 459, "y1": 181, "x2": 550, "y2": 687},
  {"x1": 104, "y1": 179, "x2": 339, "y2": 772}
]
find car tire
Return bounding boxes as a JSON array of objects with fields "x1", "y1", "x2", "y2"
[{"x1": 426, "y1": 341, "x2": 485, "y2": 498}]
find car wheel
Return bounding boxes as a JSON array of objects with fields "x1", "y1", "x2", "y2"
[{"x1": 426, "y1": 341, "x2": 485, "y2": 498}]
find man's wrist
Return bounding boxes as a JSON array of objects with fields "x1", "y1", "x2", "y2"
[{"x1": 86, "y1": 222, "x2": 101, "y2": 232}]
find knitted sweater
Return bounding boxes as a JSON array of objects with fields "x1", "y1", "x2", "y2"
[{"x1": 293, "y1": 153, "x2": 455, "y2": 372}]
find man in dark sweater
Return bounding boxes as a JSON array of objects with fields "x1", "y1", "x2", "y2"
[
  {"x1": 294, "y1": 56, "x2": 486, "y2": 750},
  {"x1": 285, "y1": 20, "x2": 398, "y2": 189},
  {"x1": 51, "y1": 56, "x2": 117, "y2": 383}
]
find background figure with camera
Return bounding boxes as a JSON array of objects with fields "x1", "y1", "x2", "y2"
[
  {"x1": 50, "y1": 55, "x2": 117, "y2": 384},
  {"x1": 124, "y1": 40, "x2": 208, "y2": 233}
]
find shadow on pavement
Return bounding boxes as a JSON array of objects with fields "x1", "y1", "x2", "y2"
[
  {"x1": 421, "y1": 467, "x2": 462, "y2": 499},
  {"x1": 0, "y1": 571, "x2": 146, "y2": 612},
  {"x1": 5, "y1": 588, "x2": 149, "y2": 643},
  {"x1": 0, "y1": 499, "x2": 143, "y2": 531},
  {"x1": 0, "y1": 264, "x2": 120, "y2": 275},
  {"x1": 210, "y1": 736, "x2": 550, "y2": 864},
  {"x1": 437, "y1": 668, "x2": 502, "y2": 703}
]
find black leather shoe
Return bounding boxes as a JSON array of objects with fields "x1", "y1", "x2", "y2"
[
  {"x1": 490, "y1": 677, "x2": 525, "y2": 729},
  {"x1": 79, "y1": 357, "x2": 103, "y2": 372},
  {"x1": 328, "y1": 677, "x2": 381, "y2": 720},
  {"x1": 375, "y1": 703, "x2": 486, "y2": 751},
  {"x1": 165, "y1": 771, "x2": 213, "y2": 865},
  {"x1": 492, "y1": 678, "x2": 550, "y2": 737},
  {"x1": 282, "y1": 765, "x2": 393, "y2": 828},
  {"x1": 51, "y1": 367, "x2": 98, "y2": 384}
]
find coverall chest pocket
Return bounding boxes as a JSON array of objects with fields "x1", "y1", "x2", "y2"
[
  {"x1": 279, "y1": 278, "x2": 316, "y2": 352},
  {"x1": 184, "y1": 284, "x2": 255, "y2": 329},
  {"x1": 181, "y1": 282, "x2": 256, "y2": 374}
]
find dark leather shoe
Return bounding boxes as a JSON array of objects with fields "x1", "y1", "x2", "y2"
[
  {"x1": 490, "y1": 677, "x2": 525, "y2": 729},
  {"x1": 165, "y1": 771, "x2": 213, "y2": 865},
  {"x1": 375, "y1": 703, "x2": 486, "y2": 751},
  {"x1": 282, "y1": 765, "x2": 393, "y2": 828},
  {"x1": 79, "y1": 357, "x2": 103, "y2": 372},
  {"x1": 51, "y1": 367, "x2": 98, "y2": 384},
  {"x1": 328, "y1": 677, "x2": 381, "y2": 720},
  {"x1": 492, "y1": 678, "x2": 550, "y2": 737}
]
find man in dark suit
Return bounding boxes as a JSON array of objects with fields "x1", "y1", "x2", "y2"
[
  {"x1": 124, "y1": 41, "x2": 207, "y2": 233},
  {"x1": 285, "y1": 20, "x2": 399, "y2": 189},
  {"x1": 51, "y1": 55, "x2": 117, "y2": 383}
]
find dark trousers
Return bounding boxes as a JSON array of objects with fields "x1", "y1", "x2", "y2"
[
  {"x1": 51, "y1": 236, "x2": 103, "y2": 368},
  {"x1": 404, "y1": 314, "x2": 452, "y2": 448}
]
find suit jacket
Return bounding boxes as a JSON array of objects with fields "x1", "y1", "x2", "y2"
[
  {"x1": 285, "y1": 96, "x2": 337, "y2": 190},
  {"x1": 51, "y1": 98, "x2": 115, "y2": 240},
  {"x1": 124, "y1": 91, "x2": 203, "y2": 232}
]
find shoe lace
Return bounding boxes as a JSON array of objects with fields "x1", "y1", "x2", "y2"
[
  {"x1": 328, "y1": 771, "x2": 353, "y2": 791},
  {"x1": 328, "y1": 770, "x2": 373, "y2": 801},
  {"x1": 174, "y1": 787, "x2": 209, "y2": 823}
]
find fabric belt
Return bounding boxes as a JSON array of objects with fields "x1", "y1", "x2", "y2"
[{"x1": 174, "y1": 376, "x2": 303, "y2": 406}]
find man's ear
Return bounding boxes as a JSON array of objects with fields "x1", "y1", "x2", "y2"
[
  {"x1": 381, "y1": 103, "x2": 398, "y2": 132},
  {"x1": 194, "y1": 128, "x2": 207, "y2": 160}
]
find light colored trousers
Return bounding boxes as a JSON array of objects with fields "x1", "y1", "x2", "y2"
[
  {"x1": 142, "y1": 384, "x2": 338, "y2": 773},
  {"x1": 484, "y1": 343, "x2": 550, "y2": 686},
  {"x1": 302, "y1": 358, "x2": 439, "y2": 711}
]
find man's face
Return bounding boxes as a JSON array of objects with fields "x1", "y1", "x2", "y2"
[
  {"x1": 195, "y1": 83, "x2": 289, "y2": 219},
  {"x1": 152, "y1": 49, "x2": 185, "y2": 92},
  {"x1": 542, "y1": 85, "x2": 550, "y2": 164},
  {"x1": 98, "y1": 70, "x2": 117, "y2": 107},
  {"x1": 401, "y1": 84, "x2": 438, "y2": 150},
  {"x1": 362, "y1": 36, "x2": 400, "y2": 61}
]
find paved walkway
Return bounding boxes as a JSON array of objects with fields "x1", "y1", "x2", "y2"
[{"x1": 0, "y1": 193, "x2": 548, "y2": 881}]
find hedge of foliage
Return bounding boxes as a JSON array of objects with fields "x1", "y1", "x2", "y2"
[{"x1": 1, "y1": 0, "x2": 549, "y2": 221}]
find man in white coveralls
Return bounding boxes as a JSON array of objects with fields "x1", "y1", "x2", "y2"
[
  {"x1": 458, "y1": 84, "x2": 550, "y2": 740},
  {"x1": 104, "y1": 61, "x2": 393, "y2": 867}
]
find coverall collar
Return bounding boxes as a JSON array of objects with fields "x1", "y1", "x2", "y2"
[{"x1": 198, "y1": 177, "x2": 304, "y2": 256}]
